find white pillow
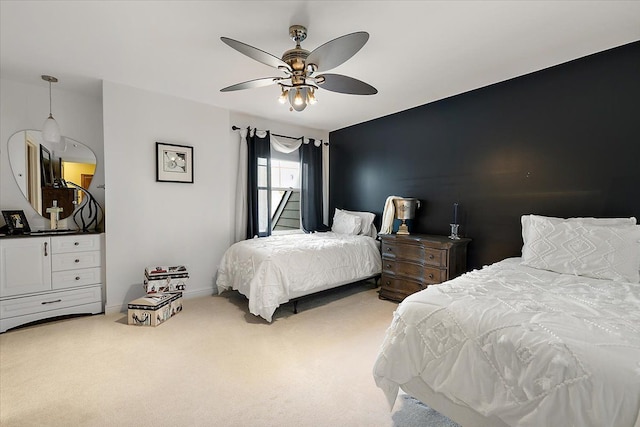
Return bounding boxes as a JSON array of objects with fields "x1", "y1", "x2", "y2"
[
  {"x1": 331, "y1": 209, "x2": 362, "y2": 235},
  {"x1": 340, "y1": 209, "x2": 376, "y2": 237},
  {"x1": 521, "y1": 215, "x2": 640, "y2": 283},
  {"x1": 521, "y1": 215, "x2": 637, "y2": 248}
]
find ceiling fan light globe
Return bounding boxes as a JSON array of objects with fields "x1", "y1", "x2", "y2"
[
  {"x1": 293, "y1": 89, "x2": 304, "y2": 106},
  {"x1": 307, "y1": 89, "x2": 317, "y2": 105},
  {"x1": 278, "y1": 89, "x2": 288, "y2": 104}
]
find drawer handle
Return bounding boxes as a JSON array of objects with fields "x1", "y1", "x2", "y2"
[
  {"x1": 75, "y1": 259, "x2": 80, "y2": 263},
  {"x1": 386, "y1": 264, "x2": 392, "y2": 269},
  {"x1": 75, "y1": 276, "x2": 81, "y2": 281},
  {"x1": 386, "y1": 247, "x2": 392, "y2": 251},
  {"x1": 385, "y1": 281, "x2": 391, "y2": 285},
  {"x1": 41, "y1": 299, "x2": 62, "y2": 305},
  {"x1": 44, "y1": 242, "x2": 48, "y2": 257},
  {"x1": 428, "y1": 273, "x2": 434, "y2": 279},
  {"x1": 74, "y1": 242, "x2": 80, "y2": 246},
  {"x1": 429, "y1": 254, "x2": 434, "y2": 260}
]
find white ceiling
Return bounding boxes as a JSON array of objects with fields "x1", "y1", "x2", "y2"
[{"x1": 1, "y1": 1, "x2": 639, "y2": 132}]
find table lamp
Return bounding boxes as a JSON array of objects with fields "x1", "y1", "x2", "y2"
[{"x1": 394, "y1": 198, "x2": 420, "y2": 235}]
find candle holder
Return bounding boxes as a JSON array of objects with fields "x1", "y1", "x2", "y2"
[{"x1": 449, "y1": 223, "x2": 460, "y2": 240}]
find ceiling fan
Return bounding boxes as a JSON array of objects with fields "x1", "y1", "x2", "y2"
[{"x1": 220, "y1": 25, "x2": 377, "y2": 112}]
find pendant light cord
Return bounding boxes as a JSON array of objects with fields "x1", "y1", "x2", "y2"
[{"x1": 48, "y1": 80, "x2": 53, "y2": 117}]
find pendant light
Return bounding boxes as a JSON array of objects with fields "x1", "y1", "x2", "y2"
[{"x1": 41, "y1": 75, "x2": 64, "y2": 150}]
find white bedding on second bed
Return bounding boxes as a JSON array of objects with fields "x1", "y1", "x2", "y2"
[
  {"x1": 216, "y1": 232, "x2": 382, "y2": 322},
  {"x1": 373, "y1": 257, "x2": 640, "y2": 427}
]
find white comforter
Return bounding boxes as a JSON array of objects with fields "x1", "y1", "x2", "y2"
[
  {"x1": 216, "y1": 232, "x2": 382, "y2": 322},
  {"x1": 373, "y1": 258, "x2": 640, "y2": 427}
]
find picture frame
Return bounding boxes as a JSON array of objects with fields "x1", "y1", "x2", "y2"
[
  {"x1": 2, "y1": 210, "x2": 31, "y2": 234},
  {"x1": 156, "y1": 142, "x2": 194, "y2": 183},
  {"x1": 40, "y1": 145, "x2": 53, "y2": 187}
]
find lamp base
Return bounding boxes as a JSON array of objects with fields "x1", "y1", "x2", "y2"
[
  {"x1": 449, "y1": 223, "x2": 460, "y2": 240},
  {"x1": 397, "y1": 220, "x2": 410, "y2": 235}
]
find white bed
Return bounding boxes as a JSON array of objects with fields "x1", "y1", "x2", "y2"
[
  {"x1": 216, "y1": 231, "x2": 382, "y2": 322},
  {"x1": 373, "y1": 215, "x2": 640, "y2": 427}
]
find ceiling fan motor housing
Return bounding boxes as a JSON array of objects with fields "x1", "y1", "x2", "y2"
[{"x1": 282, "y1": 47, "x2": 310, "y2": 73}]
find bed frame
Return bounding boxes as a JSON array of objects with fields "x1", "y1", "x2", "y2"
[{"x1": 289, "y1": 274, "x2": 381, "y2": 314}]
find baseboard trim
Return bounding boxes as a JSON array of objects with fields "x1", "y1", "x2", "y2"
[{"x1": 105, "y1": 288, "x2": 215, "y2": 314}]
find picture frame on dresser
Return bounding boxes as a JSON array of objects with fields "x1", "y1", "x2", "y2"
[
  {"x1": 1, "y1": 210, "x2": 31, "y2": 235},
  {"x1": 156, "y1": 142, "x2": 194, "y2": 183}
]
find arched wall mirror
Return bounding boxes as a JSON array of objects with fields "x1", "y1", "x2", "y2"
[{"x1": 7, "y1": 130, "x2": 97, "y2": 220}]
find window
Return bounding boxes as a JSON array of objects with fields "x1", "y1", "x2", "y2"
[
  {"x1": 270, "y1": 159, "x2": 300, "y2": 215},
  {"x1": 270, "y1": 158, "x2": 301, "y2": 233}
]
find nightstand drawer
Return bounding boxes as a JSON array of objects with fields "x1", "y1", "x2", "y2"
[
  {"x1": 383, "y1": 260, "x2": 445, "y2": 283},
  {"x1": 382, "y1": 241, "x2": 446, "y2": 266},
  {"x1": 380, "y1": 274, "x2": 426, "y2": 301}
]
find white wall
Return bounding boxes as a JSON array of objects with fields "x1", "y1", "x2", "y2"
[
  {"x1": 102, "y1": 81, "x2": 236, "y2": 312},
  {"x1": 2, "y1": 78, "x2": 332, "y2": 314},
  {"x1": 0, "y1": 78, "x2": 104, "y2": 230}
]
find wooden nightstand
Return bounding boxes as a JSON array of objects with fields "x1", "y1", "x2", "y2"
[{"x1": 378, "y1": 234, "x2": 471, "y2": 302}]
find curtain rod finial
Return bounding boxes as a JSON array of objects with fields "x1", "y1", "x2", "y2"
[{"x1": 232, "y1": 125, "x2": 240, "y2": 131}]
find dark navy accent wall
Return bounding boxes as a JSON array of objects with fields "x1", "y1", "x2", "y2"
[{"x1": 329, "y1": 41, "x2": 640, "y2": 270}]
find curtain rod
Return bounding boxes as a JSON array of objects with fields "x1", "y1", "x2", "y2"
[
  {"x1": 231, "y1": 125, "x2": 301, "y2": 141},
  {"x1": 231, "y1": 125, "x2": 327, "y2": 145}
]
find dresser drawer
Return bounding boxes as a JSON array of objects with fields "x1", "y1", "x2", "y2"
[
  {"x1": 383, "y1": 260, "x2": 446, "y2": 284},
  {"x1": 380, "y1": 274, "x2": 427, "y2": 301},
  {"x1": 0, "y1": 285, "x2": 102, "y2": 319},
  {"x1": 52, "y1": 251, "x2": 101, "y2": 272},
  {"x1": 52, "y1": 267, "x2": 102, "y2": 290},
  {"x1": 382, "y1": 241, "x2": 446, "y2": 267},
  {"x1": 51, "y1": 234, "x2": 101, "y2": 254}
]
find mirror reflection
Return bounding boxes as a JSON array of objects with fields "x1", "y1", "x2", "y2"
[{"x1": 7, "y1": 130, "x2": 97, "y2": 220}]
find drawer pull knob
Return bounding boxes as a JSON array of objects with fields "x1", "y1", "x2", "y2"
[
  {"x1": 386, "y1": 247, "x2": 392, "y2": 251},
  {"x1": 74, "y1": 242, "x2": 80, "y2": 246},
  {"x1": 428, "y1": 273, "x2": 434, "y2": 279},
  {"x1": 386, "y1": 264, "x2": 392, "y2": 269},
  {"x1": 386, "y1": 281, "x2": 391, "y2": 285},
  {"x1": 41, "y1": 299, "x2": 62, "y2": 305},
  {"x1": 75, "y1": 259, "x2": 80, "y2": 263},
  {"x1": 75, "y1": 276, "x2": 81, "y2": 280},
  {"x1": 429, "y1": 254, "x2": 434, "y2": 260}
]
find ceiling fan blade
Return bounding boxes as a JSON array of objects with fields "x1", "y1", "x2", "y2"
[
  {"x1": 315, "y1": 74, "x2": 377, "y2": 95},
  {"x1": 306, "y1": 32, "x2": 369, "y2": 72},
  {"x1": 221, "y1": 37, "x2": 290, "y2": 70},
  {"x1": 220, "y1": 77, "x2": 282, "y2": 92}
]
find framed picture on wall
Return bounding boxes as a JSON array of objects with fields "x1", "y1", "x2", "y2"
[
  {"x1": 156, "y1": 142, "x2": 194, "y2": 183},
  {"x1": 2, "y1": 210, "x2": 31, "y2": 234}
]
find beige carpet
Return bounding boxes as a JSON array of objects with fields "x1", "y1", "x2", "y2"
[{"x1": 0, "y1": 281, "x2": 454, "y2": 427}]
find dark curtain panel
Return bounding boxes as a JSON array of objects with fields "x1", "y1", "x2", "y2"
[
  {"x1": 300, "y1": 139, "x2": 326, "y2": 232},
  {"x1": 246, "y1": 130, "x2": 271, "y2": 238}
]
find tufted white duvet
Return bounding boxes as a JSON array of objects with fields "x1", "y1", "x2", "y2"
[
  {"x1": 373, "y1": 258, "x2": 640, "y2": 427},
  {"x1": 216, "y1": 232, "x2": 382, "y2": 322}
]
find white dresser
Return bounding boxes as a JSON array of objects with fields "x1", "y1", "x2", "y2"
[{"x1": 0, "y1": 233, "x2": 104, "y2": 333}]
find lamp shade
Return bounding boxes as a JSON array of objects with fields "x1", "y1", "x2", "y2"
[
  {"x1": 42, "y1": 114, "x2": 61, "y2": 145},
  {"x1": 393, "y1": 198, "x2": 420, "y2": 220}
]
